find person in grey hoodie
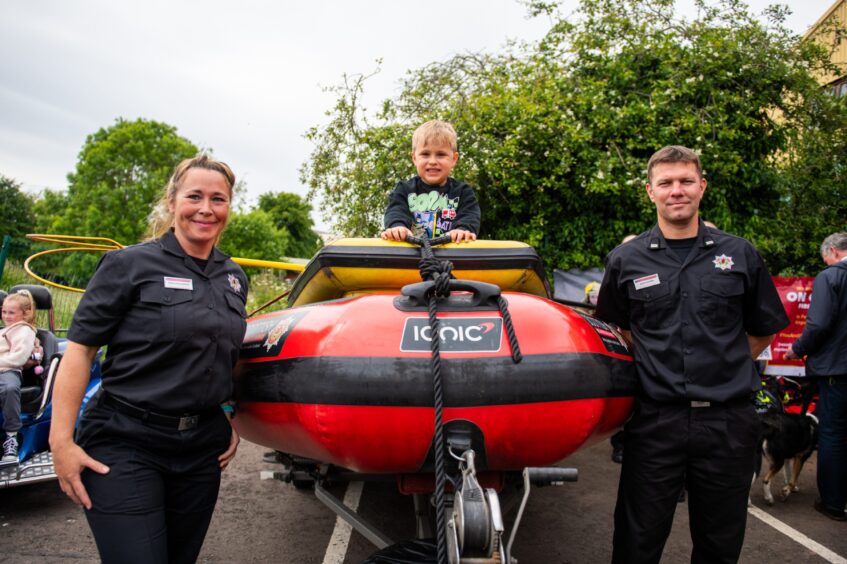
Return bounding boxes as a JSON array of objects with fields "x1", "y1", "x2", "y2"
[{"x1": 786, "y1": 232, "x2": 847, "y2": 521}]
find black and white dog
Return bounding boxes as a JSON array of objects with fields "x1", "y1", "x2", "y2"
[{"x1": 753, "y1": 411, "x2": 819, "y2": 505}]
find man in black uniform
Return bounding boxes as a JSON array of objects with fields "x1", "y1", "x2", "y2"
[{"x1": 596, "y1": 146, "x2": 788, "y2": 563}]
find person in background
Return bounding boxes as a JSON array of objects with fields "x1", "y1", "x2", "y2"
[
  {"x1": 584, "y1": 281, "x2": 601, "y2": 307},
  {"x1": 596, "y1": 145, "x2": 788, "y2": 563},
  {"x1": 785, "y1": 232, "x2": 847, "y2": 521},
  {"x1": 50, "y1": 154, "x2": 248, "y2": 563},
  {"x1": 381, "y1": 120, "x2": 480, "y2": 243},
  {"x1": 0, "y1": 289, "x2": 38, "y2": 464}
]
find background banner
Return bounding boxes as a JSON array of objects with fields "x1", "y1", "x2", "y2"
[{"x1": 761, "y1": 276, "x2": 814, "y2": 376}]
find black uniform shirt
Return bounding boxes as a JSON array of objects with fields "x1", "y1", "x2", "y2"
[
  {"x1": 596, "y1": 222, "x2": 788, "y2": 403},
  {"x1": 68, "y1": 230, "x2": 248, "y2": 413}
]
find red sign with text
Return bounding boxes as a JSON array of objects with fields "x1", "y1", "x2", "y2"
[{"x1": 761, "y1": 276, "x2": 814, "y2": 376}]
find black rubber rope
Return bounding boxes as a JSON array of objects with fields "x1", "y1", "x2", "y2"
[
  {"x1": 497, "y1": 296, "x2": 522, "y2": 364},
  {"x1": 414, "y1": 235, "x2": 450, "y2": 564}
]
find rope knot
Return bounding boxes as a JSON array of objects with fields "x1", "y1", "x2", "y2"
[{"x1": 419, "y1": 256, "x2": 453, "y2": 298}]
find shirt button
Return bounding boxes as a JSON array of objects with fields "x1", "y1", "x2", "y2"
[
  {"x1": 682, "y1": 292, "x2": 688, "y2": 298},
  {"x1": 164, "y1": 296, "x2": 171, "y2": 303},
  {"x1": 205, "y1": 368, "x2": 212, "y2": 374},
  {"x1": 208, "y1": 303, "x2": 214, "y2": 309},
  {"x1": 685, "y1": 348, "x2": 692, "y2": 355},
  {"x1": 683, "y1": 321, "x2": 690, "y2": 326}
]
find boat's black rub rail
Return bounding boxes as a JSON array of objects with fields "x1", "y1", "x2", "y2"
[
  {"x1": 234, "y1": 352, "x2": 637, "y2": 407},
  {"x1": 287, "y1": 244, "x2": 551, "y2": 305}
]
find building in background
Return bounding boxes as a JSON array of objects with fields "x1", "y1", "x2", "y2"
[{"x1": 805, "y1": 0, "x2": 847, "y2": 95}]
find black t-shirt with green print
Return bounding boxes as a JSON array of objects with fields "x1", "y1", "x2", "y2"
[{"x1": 383, "y1": 176, "x2": 481, "y2": 238}]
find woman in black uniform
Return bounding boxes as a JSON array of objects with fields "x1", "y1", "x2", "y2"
[{"x1": 50, "y1": 154, "x2": 248, "y2": 563}]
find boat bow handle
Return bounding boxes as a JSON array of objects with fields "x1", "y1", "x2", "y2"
[{"x1": 398, "y1": 279, "x2": 502, "y2": 310}]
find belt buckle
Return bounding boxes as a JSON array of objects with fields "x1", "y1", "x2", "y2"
[
  {"x1": 691, "y1": 400, "x2": 711, "y2": 408},
  {"x1": 178, "y1": 415, "x2": 199, "y2": 431}
]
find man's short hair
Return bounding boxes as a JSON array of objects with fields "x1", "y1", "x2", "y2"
[
  {"x1": 821, "y1": 232, "x2": 847, "y2": 256},
  {"x1": 647, "y1": 145, "x2": 703, "y2": 182},
  {"x1": 412, "y1": 120, "x2": 458, "y2": 152}
]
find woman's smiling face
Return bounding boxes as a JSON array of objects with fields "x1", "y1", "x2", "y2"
[{"x1": 168, "y1": 167, "x2": 231, "y2": 258}]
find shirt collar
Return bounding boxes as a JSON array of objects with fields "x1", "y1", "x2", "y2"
[
  {"x1": 647, "y1": 219, "x2": 715, "y2": 251},
  {"x1": 159, "y1": 229, "x2": 229, "y2": 263}
]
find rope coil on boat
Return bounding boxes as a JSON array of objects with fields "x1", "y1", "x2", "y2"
[
  {"x1": 407, "y1": 235, "x2": 523, "y2": 564},
  {"x1": 412, "y1": 235, "x2": 452, "y2": 564},
  {"x1": 496, "y1": 296, "x2": 522, "y2": 364}
]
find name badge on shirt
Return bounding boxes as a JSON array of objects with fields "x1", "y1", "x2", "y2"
[
  {"x1": 164, "y1": 276, "x2": 194, "y2": 291},
  {"x1": 633, "y1": 273, "x2": 660, "y2": 291}
]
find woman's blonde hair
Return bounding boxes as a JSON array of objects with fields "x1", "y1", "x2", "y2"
[
  {"x1": 4, "y1": 289, "x2": 37, "y2": 325},
  {"x1": 146, "y1": 154, "x2": 236, "y2": 240}
]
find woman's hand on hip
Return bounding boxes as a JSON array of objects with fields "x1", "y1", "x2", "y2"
[
  {"x1": 219, "y1": 424, "x2": 240, "y2": 470},
  {"x1": 52, "y1": 441, "x2": 109, "y2": 509}
]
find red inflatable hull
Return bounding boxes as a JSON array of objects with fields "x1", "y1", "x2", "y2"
[{"x1": 234, "y1": 291, "x2": 636, "y2": 476}]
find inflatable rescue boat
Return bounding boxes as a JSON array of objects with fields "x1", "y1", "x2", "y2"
[{"x1": 233, "y1": 238, "x2": 637, "y2": 480}]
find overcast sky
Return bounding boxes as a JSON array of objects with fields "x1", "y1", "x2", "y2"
[{"x1": 0, "y1": 0, "x2": 837, "y2": 231}]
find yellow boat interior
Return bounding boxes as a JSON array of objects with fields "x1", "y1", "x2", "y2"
[{"x1": 288, "y1": 238, "x2": 551, "y2": 307}]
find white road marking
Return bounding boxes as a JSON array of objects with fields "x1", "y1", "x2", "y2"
[
  {"x1": 321, "y1": 481, "x2": 365, "y2": 564},
  {"x1": 748, "y1": 504, "x2": 847, "y2": 564}
]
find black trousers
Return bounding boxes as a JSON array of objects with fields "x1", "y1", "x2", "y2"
[
  {"x1": 77, "y1": 395, "x2": 231, "y2": 564},
  {"x1": 611, "y1": 398, "x2": 759, "y2": 564}
]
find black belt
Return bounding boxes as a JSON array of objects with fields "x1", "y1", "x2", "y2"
[
  {"x1": 101, "y1": 393, "x2": 217, "y2": 431},
  {"x1": 639, "y1": 395, "x2": 753, "y2": 409}
]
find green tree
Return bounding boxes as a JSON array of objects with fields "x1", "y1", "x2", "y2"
[
  {"x1": 218, "y1": 209, "x2": 291, "y2": 277},
  {"x1": 257, "y1": 191, "x2": 322, "y2": 259},
  {"x1": 53, "y1": 118, "x2": 198, "y2": 279},
  {"x1": 22, "y1": 189, "x2": 73, "y2": 283},
  {"x1": 763, "y1": 92, "x2": 847, "y2": 274},
  {"x1": 31, "y1": 188, "x2": 69, "y2": 234},
  {"x1": 0, "y1": 175, "x2": 35, "y2": 260},
  {"x1": 302, "y1": 0, "x2": 846, "y2": 275}
]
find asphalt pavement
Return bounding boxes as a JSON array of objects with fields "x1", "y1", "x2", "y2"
[{"x1": 1, "y1": 439, "x2": 845, "y2": 563}]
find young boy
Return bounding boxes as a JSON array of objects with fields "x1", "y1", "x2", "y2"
[{"x1": 381, "y1": 120, "x2": 481, "y2": 243}]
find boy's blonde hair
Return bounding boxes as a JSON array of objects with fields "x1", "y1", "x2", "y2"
[
  {"x1": 146, "y1": 154, "x2": 236, "y2": 241},
  {"x1": 4, "y1": 289, "x2": 36, "y2": 325},
  {"x1": 412, "y1": 120, "x2": 458, "y2": 152}
]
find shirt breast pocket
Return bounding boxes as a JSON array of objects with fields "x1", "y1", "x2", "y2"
[
  {"x1": 698, "y1": 275, "x2": 744, "y2": 329},
  {"x1": 139, "y1": 286, "x2": 195, "y2": 342},
  {"x1": 224, "y1": 292, "x2": 248, "y2": 346},
  {"x1": 627, "y1": 281, "x2": 673, "y2": 330}
]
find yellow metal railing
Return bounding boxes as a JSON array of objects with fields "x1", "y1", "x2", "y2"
[{"x1": 24, "y1": 234, "x2": 305, "y2": 294}]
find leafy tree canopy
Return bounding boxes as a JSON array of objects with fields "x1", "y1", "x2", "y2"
[
  {"x1": 257, "y1": 191, "x2": 323, "y2": 259},
  {"x1": 0, "y1": 175, "x2": 35, "y2": 260},
  {"x1": 58, "y1": 118, "x2": 199, "y2": 243},
  {"x1": 21, "y1": 118, "x2": 324, "y2": 288},
  {"x1": 49, "y1": 118, "x2": 198, "y2": 279},
  {"x1": 302, "y1": 0, "x2": 847, "y2": 275},
  {"x1": 218, "y1": 209, "x2": 291, "y2": 277}
]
